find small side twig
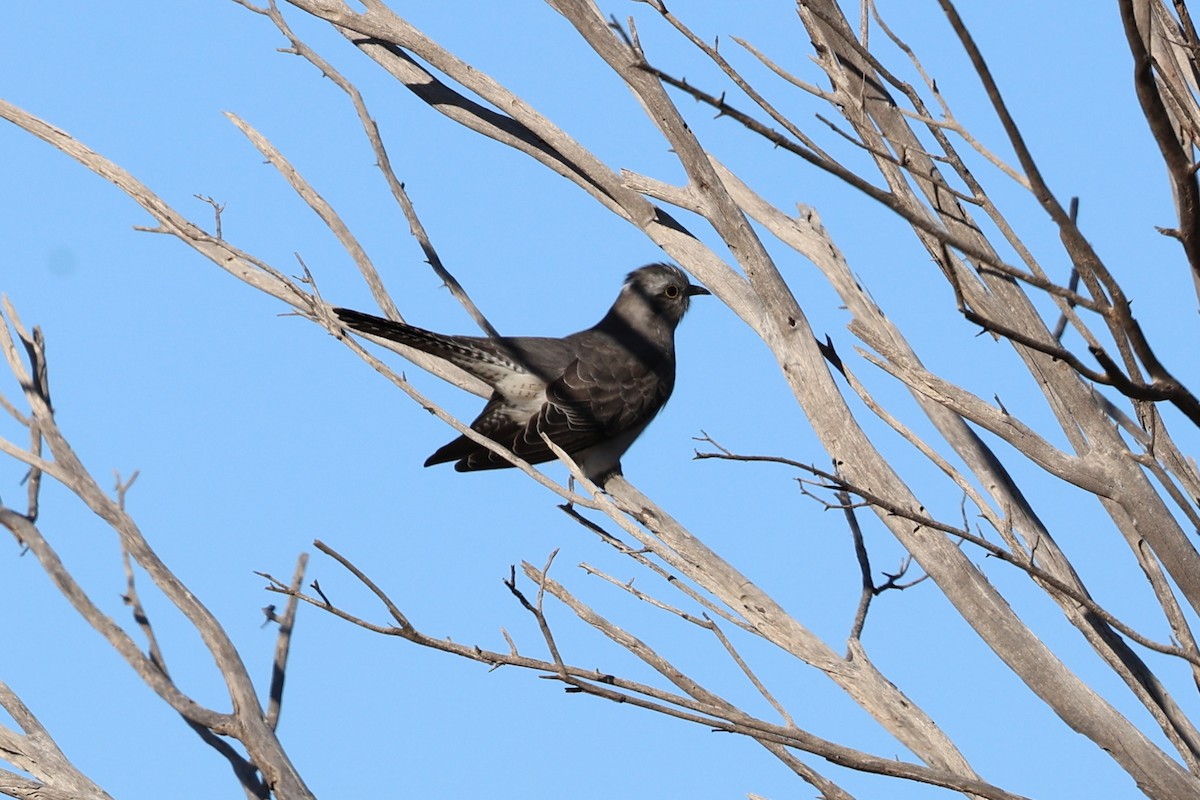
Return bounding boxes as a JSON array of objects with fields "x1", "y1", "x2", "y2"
[
  {"x1": 704, "y1": 614, "x2": 796, "y2": 728},
  {"x1": 506, "y1": 551, "x2": 567, "y2": 672},
  {"x1": 840, "y1": 482, "x2": 928, "y2": 645},
  {"x1": 313, "y1": 539, "x2": 408, "y2": 629}
]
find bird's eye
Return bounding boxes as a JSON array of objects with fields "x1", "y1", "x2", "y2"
[{"x1": 664, "y1": 285, "x2": 681, "y2": 299}]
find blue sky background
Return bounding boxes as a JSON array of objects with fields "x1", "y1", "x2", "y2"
[{"x1": 2, "y1": 2, "x2": 1196, "y2": 798}]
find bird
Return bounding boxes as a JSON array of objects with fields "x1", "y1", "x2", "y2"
[{"x1": 333, "y1": 263, "x2": 709, "y2": 484}]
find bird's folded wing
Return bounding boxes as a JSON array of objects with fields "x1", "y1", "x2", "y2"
[
  {"x1": 423, "y1": 389, "x2": 600, "y2": 470},
  {"x1": 523, "y1": 356, "x2": 669, "y2": 457}
]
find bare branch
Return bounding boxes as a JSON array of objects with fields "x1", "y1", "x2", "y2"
[
  {"x1": 693, "y1": 438, "x2": 1200, "y2": 667},
  {"x1": 1120, "y1": 0, "x2": 1200, "y2": 285},
  {"x1": 0, "y1": 682, "x2": 113, "y2": 800},
  {"x1": 266, "y1": 552, "x2": 309, "y2": 730}
]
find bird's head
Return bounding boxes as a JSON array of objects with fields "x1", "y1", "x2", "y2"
[{"x1": 618, "y1": 263, "x2": 711, "y2": 329}]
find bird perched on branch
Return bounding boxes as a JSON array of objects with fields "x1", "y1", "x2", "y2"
[{"x1": 334, "y1": 263, "x2": 710, "y2": 484}]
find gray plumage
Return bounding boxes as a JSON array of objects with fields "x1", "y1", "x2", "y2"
[{"x1": 334, "y1": 263, "x2": 709, "y2": 483}]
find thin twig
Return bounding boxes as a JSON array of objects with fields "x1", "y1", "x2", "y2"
[
  {"x1": 510, "y1": 551, "x2": 568, "y2": 672},
  {"x1": 704, "y1": 614, "x2": 796, "y2": 728},
  {"x1": 242, "y1": 0, "x2": 503, "y2": 336}
]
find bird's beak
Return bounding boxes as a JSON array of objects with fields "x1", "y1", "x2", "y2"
[{"x1": 686, "y1": 284, "x2": 711, "y2": 297}]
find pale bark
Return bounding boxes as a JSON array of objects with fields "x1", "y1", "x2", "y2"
[{"x1": 2, "y1": 1, "x2": 1199, "y2": 798}]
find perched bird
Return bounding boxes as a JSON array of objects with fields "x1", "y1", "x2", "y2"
[{"x1": 334, "y1": 263, "x2": 709, "y2": 483}]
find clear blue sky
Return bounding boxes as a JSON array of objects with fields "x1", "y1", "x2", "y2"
[{"x1": 1, "y1": 2, "x2": 1193, "y2": 798}]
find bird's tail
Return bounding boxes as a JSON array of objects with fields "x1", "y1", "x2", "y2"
[
  {"x1": 334, "y1": 307, "x2": 524, "y2": 384},
  {"x1": 333, "y1": 308, "x2": 456, "y2": 353}
]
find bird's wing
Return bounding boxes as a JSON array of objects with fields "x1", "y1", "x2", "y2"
[
  {"x1": 424, "y1": 396, "x2": 530, "y2": 469},
  {"x1": 526, "y1": 344, "x2": 674, "y2": 458},
  {"x1": 426, "y1": 375, "x2": 604, "y2": 471},
  {"x1": 429, "y1": 347, "x2": 672, "y2": 472}
]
